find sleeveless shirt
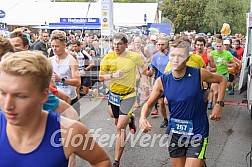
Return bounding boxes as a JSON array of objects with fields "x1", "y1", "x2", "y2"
[
  {"x1": 0, "y1": 111, "x2": 68, "y2": 167},
  {"x1": 51, "y1": 55, "x2": 77, "y2": 100},
  {"x1": 161, "y1": 67, "x2": 209, "y2": 138}
]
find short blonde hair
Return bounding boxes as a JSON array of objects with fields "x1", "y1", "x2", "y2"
[
  {"x1": 0, "y1": 51, "x2": 52, "y2": 92},
  {"x1": 51, "y1": 30, "x2": 67, "y2": 42}
]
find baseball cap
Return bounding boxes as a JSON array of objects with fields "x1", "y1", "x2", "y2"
[
  {"x1": 150, "y1": 35, "x2": 157, "y2": 41},
  {"x1": 223, "y1": 39, "x2": 230, "y2": 45}
]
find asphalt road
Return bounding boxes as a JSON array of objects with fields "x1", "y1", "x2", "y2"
[{"x1": 76, "y1": 88, "x2": 252, "y2": 167}]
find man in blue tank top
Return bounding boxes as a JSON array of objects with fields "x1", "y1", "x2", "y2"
[
  {"x1": 0, "y1": 51, "x2": 111, "y2": 167},
  {"x1": 139, "y1": 39, "x2": 227, "y2": 167}
]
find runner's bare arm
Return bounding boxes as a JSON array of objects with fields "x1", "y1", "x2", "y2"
[
  {"x1": 99, "y1": 71, "x2": 111, "y2": 82},
  {"x1": 142, "y1": 77, "x2": 163, "y2": 116},
  {"x1": 61, "y1": 118, "x2": 111, "y2": 167},
  {"x1": 207, "y1": 53, "x2": 216, "y2": 72},
  {"x1": 224, "y1": 59, "x2": 236, "y2": 68},
  {"x1": 138, "y1": 63, "x2": 148, "y2": 76},
  {"x1": 140, "y1": 77, "x2": 163, "y2": 132},
  {"x1": 68, "y1": 58, "x2": 81, "y2": 87},
  {"x1": 84, "y1": 59, "x2": 94, "y2": 71},
  {"x1": 50, "y1": 57, "x2": 80, "y2": 86},
  {"x1": 144, "y1": 46, "x2": 152, "y2": 63},
  {"x1": 201, "y1": 68, "x2": 226, "y2": 120},
  {"x1": 99, "y1": 70, "x2": 123, "y2": 82},
  {"x1": 50, "y1": 79, "x2": 57, "y2": 88},
  {"x1": 56, "y1": 90, "x2": 71, "y2": 104},
  {"x1": 146, "y1": 67, "x2": 155, "y2": 77},
  {"x1": 54, "y1": 99, "x2": 79, "y2": 120},
  {"x1": 201, "y1": 68, "x2": 226, "y2": 101},
  {"x1": 142, "y1": 77, "x2": 163, "y2": 117}
]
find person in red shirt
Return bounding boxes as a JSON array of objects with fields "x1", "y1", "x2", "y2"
[{"x1": 233, "y1": 39, "x2": 244, "y2": 60}]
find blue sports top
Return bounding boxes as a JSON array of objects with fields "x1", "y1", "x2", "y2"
[
  {"x1": 43, "y1": 91, "x2": 60, "y2": 111},
  {"x1": 0, "y1": 111, "x2": 69, "y2": 167},
  {"x1": 150, "y1": 51, "x2": 169, "y2": 79},
  {"x1": 161, "y1": 66, "x2": 209, "y2": 138}
]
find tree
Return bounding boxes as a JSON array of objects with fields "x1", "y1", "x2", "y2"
[
  {"x1": 160, "y1": 0, "x2": 209, "y2": 33},
  {"x1": 203, "y1": 0, "x2": 223, "y2": 34},
  {"x1": 160, "y1": 0, "x2": 250, "y2": 34},
  {"x1": 203, "y1": 0, "x2": 248, "y2": 35}
]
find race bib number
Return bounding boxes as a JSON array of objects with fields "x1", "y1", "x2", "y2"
[
  {"x1": 171, "y1": 118, "x2": 194, "y2": 135},
  {"x1": 56, "y1": 81, "x2": 69, "y2": 89},
  {"x1": 55, "y1": 76, "x2": 69, "y2": 89},
  {"x1": 108, "y1": 92, "x2": 121, "y2": 106}
]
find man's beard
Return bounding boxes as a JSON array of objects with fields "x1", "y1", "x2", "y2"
[{"x1": 197, "y1": 49, "x2": 203, "y2": 54}]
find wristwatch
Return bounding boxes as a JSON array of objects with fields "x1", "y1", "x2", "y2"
[
  {"x1": 110, "y1": 73, "x2": 113, "y2": 78},
  {"x1": 61, "y1": 78, "x2": 66, "y2": 83},
  {"x1": 216, "y1": 101, "x2": 224, "y2": 107}
]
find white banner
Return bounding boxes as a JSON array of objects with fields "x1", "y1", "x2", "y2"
[{"x1": 101, "y1": 0, "x2": 114, "y2": 36}]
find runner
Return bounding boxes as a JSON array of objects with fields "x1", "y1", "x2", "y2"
[
  {"x1": 71, "y1": 40, "x2": 98, "y2": 100},
  {"x1": 209, "y1": 39, "x2": 236, "y2": 108},
  {"x1": 99, "y1": 32, "x2": 146, "y2": 167},
  {"x1": 8, "y1": 32, "x2": 79, "y2": 121},
  {"x1": 223, "y1": 39, "x2": 239, "y2": 94},
  {"x1": 165, "y1": 37, "x2": 206, "y2": 72},
  {"x1": 147, "y1": 36, "x2": 169, "y2": 128},
  {"x1": 8, "y1": 32, "x2": 80, "y2": 166},
  {"x1": 0, "y1": 51, "x2": 111, "y2": 167},
  {"x1": 139, "y1": 38, "x2": 227, "y2": 167},
  {"x1": 127, "y1": 42, "x2": 142, "y2": 108},
  {"x1": 146, "y1": 34, "x2": 158, "y2": 95},
  {"x1": 50, "y1": 30, "x2": 81, "y2": 115},
  {"x1": 193, "y1": 37, "x2": 216, "y2": 108},
  {"x1": 133, "y1": 36, "x2": 151, "y2": 108},
  {"x1": 233, "y1": 39, "x2": 244, "y2": 60},
  {"x1": 9, "y1": 31, "x2": 30, "y2": 50}
]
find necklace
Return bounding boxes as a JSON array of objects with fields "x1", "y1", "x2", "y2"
[
  {"x1": 172, "y1": 71, "x2": 185, "y2": 81},
  {"x1": 173, "y1": 76, "x2": 183, "y2": 80}
]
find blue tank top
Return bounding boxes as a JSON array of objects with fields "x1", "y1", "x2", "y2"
[
  {"x1": 0, "y1": 111, "x2": 69, "y2": 167},
  {"x1": 161, "y1": 66, "x2": 209, "y2": 138}
]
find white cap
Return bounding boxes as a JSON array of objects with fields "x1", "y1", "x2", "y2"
[
  {"x1": 150, "y1": 35, "x2": 157, "y2": 41},
  {"x1": 223, "y1": 39, "x2": 230, "y2": 45}
]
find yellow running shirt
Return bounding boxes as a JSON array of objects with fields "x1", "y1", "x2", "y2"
[{"x1": 100, "y1": 51, "x2": 144, "y2": 98}]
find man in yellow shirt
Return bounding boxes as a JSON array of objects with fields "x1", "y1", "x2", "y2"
[{"x1": 99, "y1": 32, "x2": 146, "y2": 167}]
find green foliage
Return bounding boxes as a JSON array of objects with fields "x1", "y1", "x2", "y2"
[
  {"x1": 160, "y1": 0, "x2": 209, "y2": 33},
  {"x1": 160, "y1": 0, "x2": 250, "y2": 34},
  {"x1": 203, "y1": 0, "x2": 247, "y2": 35}
]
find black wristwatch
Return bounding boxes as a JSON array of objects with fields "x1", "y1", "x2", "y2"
[
  {"x1": 110, "y1": 73, "x2": 113, "y2": 78},
  {"x1": 216, "y1": 101, "x2": 224, "y2": 107},
  {"x1": 61, "y1": 78, "x2": 66, "y2": 83}
]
